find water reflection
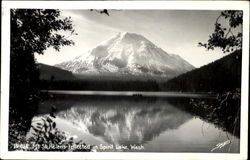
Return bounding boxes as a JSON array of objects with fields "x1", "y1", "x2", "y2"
[{"x1": 37, "y1": 95, "x2": 239, "y2": 152}]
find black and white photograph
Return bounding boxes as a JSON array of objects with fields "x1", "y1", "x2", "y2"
[{"x1": 1, "y1": 1, "x2": 249, "y2": 160}]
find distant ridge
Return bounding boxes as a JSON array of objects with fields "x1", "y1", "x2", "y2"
[
  {"x1": 163, "y1": 50, "x2": 242, "y2": 92},
  {"x1": 38, "y1": 63, "x2": 75, "y2": 80}
]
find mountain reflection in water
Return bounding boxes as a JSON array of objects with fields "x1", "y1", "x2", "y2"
[{"x1": 37, "y1": 95, "x2": 239, "y2": 152}]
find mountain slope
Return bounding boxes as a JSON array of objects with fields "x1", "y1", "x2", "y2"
[
  {"x1": 38, "y1": 63, "x2": 75, "y2": 80},
  {"x1": 162, "y1": 50, "x2": 242, "y2": 92},
  {"x1": 56, "y1": 32, "x2": 194, "y2": 79}
]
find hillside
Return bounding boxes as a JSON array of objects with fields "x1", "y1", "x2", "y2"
[
  {"x1": 162, "y1": 50, "x2": 242, "y2": 93},
  {"x1": 38, "y1": 63, "x2": 75, "y2": 80}
]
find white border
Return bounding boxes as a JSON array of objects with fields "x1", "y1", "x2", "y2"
[{"x1": 1, "y1": 1, "x2": 249, "y2": 160}]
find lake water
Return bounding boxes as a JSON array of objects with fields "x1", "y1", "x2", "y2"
[{"x1": 35, "y1": 92, "x2": 240, "y2": 153}]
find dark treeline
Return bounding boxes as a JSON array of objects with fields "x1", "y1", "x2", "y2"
[
  {"x1": 40, "y1": 50, "x2": 241, "y2": 92},
  {"x1": 40, "y1": 79, "x2": 160, "y2": 91},
  {"x1": 162, "y1": 50, "x2": 242, "y2": 93}
]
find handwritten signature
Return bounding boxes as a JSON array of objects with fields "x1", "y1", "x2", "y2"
[{"x1": 211, "y1": 140, "x2": 231, "y2": 152}]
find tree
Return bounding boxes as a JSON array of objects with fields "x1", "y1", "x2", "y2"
[
  {"x1": 10, "y1": 9, "x2": 76, "y2": 128},
  {"x1": 198, "y1": 10, "x2": 243, "y2": 53},
  {"x1": 195, "y1": 11, "x2": 242, "y2": 137}
]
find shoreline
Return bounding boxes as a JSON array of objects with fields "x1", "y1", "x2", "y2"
[{"x1": 41, "y1": 90, "x2": 217, "y2": 98}]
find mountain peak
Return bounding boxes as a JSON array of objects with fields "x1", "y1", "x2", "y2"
[
  {"x1": 56, "y1": 32, "x2": 195, "y2": 78},
  {"x1": 119, "y1": 32, "x2": 138, "y2": 37},
  {"x1": 119, "y1": 32, "x2": 148, "y2": 41}
]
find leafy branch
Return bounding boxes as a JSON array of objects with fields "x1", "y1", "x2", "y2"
[{"x1": 198, "y1": 10, "x2": 243, "y2": 53}]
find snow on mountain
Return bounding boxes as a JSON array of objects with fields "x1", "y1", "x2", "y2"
[{"x1": 56, "y1": 32, "x2": 195, "y2": 78}]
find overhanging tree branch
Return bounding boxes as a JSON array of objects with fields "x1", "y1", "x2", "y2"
[{"x1": 198, "y1": 10, "x2": 243, "y2": 53}]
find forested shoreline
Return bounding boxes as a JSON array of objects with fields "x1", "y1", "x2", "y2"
[{"x1": 39, "y1": 50, "x2": 241, "y2": 93}]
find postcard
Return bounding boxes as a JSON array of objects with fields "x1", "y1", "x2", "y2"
[{"x1": 1, "y1": 1, "x2": 249, "y2": 160}]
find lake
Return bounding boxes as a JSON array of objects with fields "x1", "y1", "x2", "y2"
[{"x1": 34, "y1": 91, "x2": 239, "y2": 153}]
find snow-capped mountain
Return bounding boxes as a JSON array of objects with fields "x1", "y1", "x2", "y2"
[{"x1": 56, "y1": 32, "x2": 195, "y2": 78}]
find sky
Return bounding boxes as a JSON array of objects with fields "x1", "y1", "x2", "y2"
[{"x1": 35, "y1": 10, "x2": 229, "y2": 68}]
